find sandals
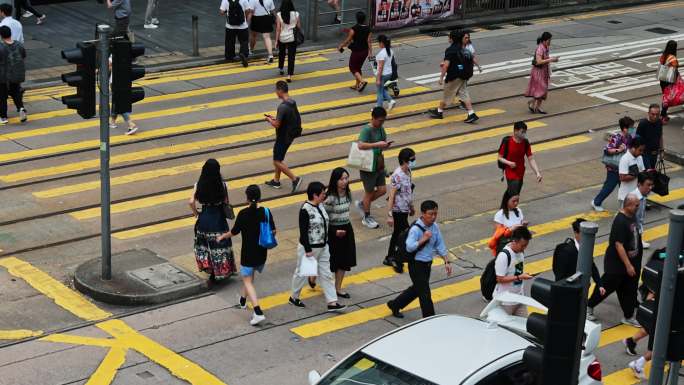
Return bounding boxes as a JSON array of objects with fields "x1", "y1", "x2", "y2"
[
  {"x1": 535, "y1": 108, "x2": 547, "y2": 115},
  {"x1": 527, "y1": 102, "x2": 535, "y2": 113},
  {"x1": 336, "y1": 291, "x2": 351, "y2": 299},
  {"x1": 308, "y1": 277, "x2": 316, "y2": 289},
  {"x1": 358, "y1": 81, "x2": 368, "y2": 92}
]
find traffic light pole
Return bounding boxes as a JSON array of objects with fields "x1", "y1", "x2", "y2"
[
  {"x1": 97, "y1": 24, "x2": 112, "y2": 280},
  {"x1": 649, "y1": 209, "x2": 684, "y2": 385},
  {"x1": 577, "y1": 221, "x2": 598, "y2": 295}
]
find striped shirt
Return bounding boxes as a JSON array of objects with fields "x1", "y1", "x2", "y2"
[{"x1": 323, "y1": 195, "x2": 351, "y2": 226}]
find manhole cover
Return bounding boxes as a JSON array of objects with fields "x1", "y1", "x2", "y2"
[
  {"x1": 129, "y1": 263, "x2": 195, "y2": 290},
  {"x1": 606, "y1": 20, "x2": 622, "y2": 24},
  {"x1": 645, "y1": 27, "x2": 677, "y2": 35}
]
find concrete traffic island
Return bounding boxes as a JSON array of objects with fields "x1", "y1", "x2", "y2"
[{"x1": 74, "y1": 249, "x2": 205, "y2": 306}]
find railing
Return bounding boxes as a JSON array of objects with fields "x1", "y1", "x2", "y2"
[
  {"x1": 308, "y1": 0, "x2": 373, "y2": 41},
  {"x1": 461, "y1": 0, "x2": 588, "y2": 18}
]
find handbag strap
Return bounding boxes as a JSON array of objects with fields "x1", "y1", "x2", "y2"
[
  {"x1": 657, "y1": 156, "x2": 667, "y2": 175},
  {"x1": 263, "y1": 207, "x2": 270, "y2": 223}
]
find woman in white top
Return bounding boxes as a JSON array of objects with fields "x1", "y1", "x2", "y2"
[
  {"x1": 249, "y1": 0, "x2": 276, "y2": 63},
  {"x1": 375, "y1": 35, "x2": 395, "y2": 111},
  {"x1": 489, "y1": 190, "x2": 528, "y2": 255},
  {"x1": 275, "y1": 0, "x2": 300, "y2": 82}
]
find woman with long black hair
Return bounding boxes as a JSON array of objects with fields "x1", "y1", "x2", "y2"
[
  {"x1": 525, "y1": 31, "x2": 559, "y2": 114},
  {"x1": 375, "y1": 34, "x2": 396, "y2": 111},
  {"x1": 323, "y1": 167, "x2": 357, "y2": 298},
  {"x1": 189, "y1": 159, "x2": 236, "y2": 283},
  {"x1": 275, "y1": 0, "x2": 300, "y2": 82},
  {"x1": 658, "y1": 40, "x2": 678, "y2": 123}
]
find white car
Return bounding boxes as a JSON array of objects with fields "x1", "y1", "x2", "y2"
[{"x1": 307, "y1": 292, "x2": 602, "y2": 385}]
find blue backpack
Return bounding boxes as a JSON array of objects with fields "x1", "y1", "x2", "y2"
[{"x1": 258, "y1": 208, "x2": 277, "y2": 249}]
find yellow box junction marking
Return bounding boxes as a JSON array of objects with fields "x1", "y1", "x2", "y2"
[
  {"x1": 29, "y1": 98, "x2": 441, "y2": 192},
  {"x1": 0, "y1": 85, "x2": 428, "y2": 166},
  {"x1": 0, "y1": 329, "x2": 43, "y2": 339},
  {"x1": 113, "y1": 134, "x2": 589, "y2": 239},
  {"x1": 0, "y1": 257, "x2": 111, "y2": 322},
  {"x1": 0, "y1": 257, "x2": 228, "y2": 385},
  {"x1": 289, "y1": 223, "x2": 669, "y2": 338},
  {"x1": 71, "y1": 109, "x2": 511, "y2": 219}
]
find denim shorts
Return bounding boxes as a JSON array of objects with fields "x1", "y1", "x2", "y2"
[{"x1": 240, "y1": 264, "x2": 265, "y2": 277}]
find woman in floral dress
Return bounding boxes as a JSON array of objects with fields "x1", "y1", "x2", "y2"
[
  {"x1": 189, "y1": 158, "x2": 236, "y2": 283},
  {"x1": 525, "y1": 31, "x2": 559, "y2": 114}
]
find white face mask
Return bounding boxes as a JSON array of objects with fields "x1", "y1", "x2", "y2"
[
  {"x1": 515, "y1": 131, "x2": 527, "y2": 140},
  {"x1": 408, "y1": 159, "x2": 417, "y2": 169}
]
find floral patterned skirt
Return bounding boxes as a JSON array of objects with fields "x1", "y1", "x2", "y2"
[{"x1": 194, "y1": 206, "x2": 236, "y2": 280}]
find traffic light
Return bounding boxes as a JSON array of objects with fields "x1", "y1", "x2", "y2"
[
  {"x1": 636, "y1": 254, "x2": 684, "y2": 361},
  {"x1": 523, "y1": 275, "x2": 585, "y2": 385},
  {"x1": 61, "y1": 42, "x2": 97, "y2": 119},
  {"x1": 111, "y1": 41, "x2": 145, "y2": 115}
]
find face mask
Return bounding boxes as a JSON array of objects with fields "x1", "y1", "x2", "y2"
[
  {"x1": 516, "y1": 132, "x2": 527, "y2": 140},
  {"x1": 408, "y1": 160, "x2": 417, "y2": 169}
]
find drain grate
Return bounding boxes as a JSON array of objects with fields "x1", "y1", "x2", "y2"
[
  {"x1": 512, "y1": 20, "x2": 532, "y2": 26},
  {"x1": 645, "y1": 27, "x2": 678, "y2": 35},
  {"x1": 606, "y1": 20, "x2": 622, "y2": 24}
]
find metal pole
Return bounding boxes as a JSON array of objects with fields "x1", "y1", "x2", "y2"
[
  {"x1": 667, "y1": 361, "x2": 680, "y2": 385},
  {"x1": 312, "y1": 0, "x2": 319, "y2": 42},
  {"x1": 648, "y1": 209, "x2": 684, "y2": 385},
  {"x1": 98, "y1": 24, "x2": 112, "y2": 280},
  {"x1": 192, "y1": 15, "x2": 199, "y2": 57},
  {"x1": 577, "y1": 221, "x2": 599, "y2": 293}
]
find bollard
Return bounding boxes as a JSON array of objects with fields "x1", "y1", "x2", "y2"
[
  {"x1": 97, "y1": 24, "x2": 112, "y2": 280},
  {"x1": 192, "y1": 15, "x2": 199, "y2": 57},
  {"x1": 577, "y1": 221, "x2": 599, "y2": 293}
]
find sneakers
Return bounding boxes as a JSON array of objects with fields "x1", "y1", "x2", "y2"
[
  {"x1": 250, "y1": 313, "x2": 266, "y2": 326},
  {"x1": 387, "y1": 301, "x2": 404, "y2": 318},
  {"x1": 586, "y1": 307, "x2": 597, "y2": 321},
  {"x1": 327, "y1": 303, "x2": 347, "y2": 312},
  {"x1": 382, "y1": 258, "x2": 393, "y2": 267},
  {"x1": 427, "y1": 108, "x2": 443, "y2": 119},
  {"x1": 22, "y1": 11, "x2": 32, "y2": 18},
  {"x1": 628, "y1": 360, "x2": 647, "y2": 380},
  {"x1": 291, "y1": 177, "x2": 303, "y2": 193},
  {"x1": 591, "y1": 200, "x2": 605, "y2": 212},
  {"x1": 265, "y1": 179, "x2": 282, "y2": 189},
  {"x1": 383, "y1": 79, "x2": 398, "y2": 88},
  {"x1": 391, "y1": 259, "x2": 404, "y2": 274},
  {"x1": 623, "y1": 337, "x2": 638, "y2": 356},
  {"x1": 0, "y1": 117, "x2": 8, "y2": 124},
  {"x1": 362, "y1": 215, "x2": 380, "y2": 229},
  {"x1": 36, "y1": 15, "x2": 46, "y2": 25},
  {"x1": 464, "y1": 113, "x2": 479, "y2": 124},
  {"x1": 288, "y1": 297, "x2": 305, "y2": 307},
  {"x1": 125, "y1": 124, "x2": 138, "y2": 135},
  {"x1": 19, "y1": 108, "x2": 27, "y2": 122},
  {"x1": 642, "y1": 241, "x2": 651, "y2": 249},
  {"x1": 151, "y1": 18, "x2": 160, "y2": 25},
  {"x1": 239, "y1": 53, "x2": 249, "y2": 68},
  {"x1": 622, "y1": 317, "x2": 641, "y2": 328},
  {"x1": 144, "y1": 23, "x2": 159, "y2": 29},
  {"x1": 386, "y1": 100, "x2": 396, "y2": 112},
  {"x1": 267, "y1": 55, "x2": 274, "y2": 64},
  {"x1": 109, "y1": 121, "x2": 118, "y2": 129},
  {"x1": 391, "y1": 84, "x2": 400, "y2": 97},
  {"x1": 237, "y1": 296, "x2": 247, "y2": 309},
  {"x1": 333, "y1": 16, "x2": 342, "y2": 24}
]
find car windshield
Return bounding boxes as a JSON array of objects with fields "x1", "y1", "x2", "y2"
[{"x1": 317, "y1": 352, "x2": 436, "y2": 385}]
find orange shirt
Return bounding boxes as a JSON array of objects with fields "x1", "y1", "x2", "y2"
[{"x1": 660, "y1": 54, "x2": 679, "y2": 68}]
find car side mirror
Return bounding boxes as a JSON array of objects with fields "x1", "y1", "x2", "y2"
[{"x1": 308, "y1": 370, "x2": 321, "y2": 385}]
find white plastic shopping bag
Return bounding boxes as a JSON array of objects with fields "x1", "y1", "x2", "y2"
[
  {"x1": 347, "y1": 142, "x2": 374, "y2": 172},
  {"x1": 298, "y1": 255, "x2": 318, "y2": 277}
]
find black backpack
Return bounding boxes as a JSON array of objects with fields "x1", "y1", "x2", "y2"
[
  {"x1": 285, "y1": 100, "x2": 302, "y2": 142},
  {"x1": 390, "y1": 56, "x2": 398, "y2": 81},
  {"x1": 480, "y1": 248, "x2": 511, "y2": 301},
  {"x1": 460, "y1": 49, "x2": 474, "y2": 80},
  {"x1": 497, "y1": 136, "x2": 530, "y2": 170},
  {"x1": 394, "y1": 221, "x2": 427, "y2": 262},
  {"x1": 227, "y1": 0, "x2": 245, "y2": 26}
]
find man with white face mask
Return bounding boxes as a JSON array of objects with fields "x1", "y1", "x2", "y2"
[
  {"x1": 385, "y1": 147, "x2": 416, "y2": 272},
  {"x1": 497, "y1": 121, "x2": 542, "y2": 195}
]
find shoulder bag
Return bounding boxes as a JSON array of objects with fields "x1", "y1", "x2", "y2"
[
  {"x1": 294, "y1": 25, "x2": 305, "y2": 46},
  {"x1": 601, "y1": 149, "x2": 623, "y2": 169},
  {"x1": 347, "y1": 142, "x2": 374, "y2": 172},
  {"x1": 657, "y1": 56, "x2": 678, "y2": 83},
  {"x1": 651, "y1": 156, "x2": 670, "y2": 196},
  {"x1": 222, "y1": 182, "x2": 235, "y2": 220},
  {"x1": 258, "y1": 208, "x2": 278, "y2": 249}
]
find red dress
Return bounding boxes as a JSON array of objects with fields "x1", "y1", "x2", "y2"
[{"x1": 525, "y1": 44, "x2": 551, "y2": 100}]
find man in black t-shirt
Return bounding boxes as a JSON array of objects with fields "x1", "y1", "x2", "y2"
[
  {"x1": 635, "y1": 104, "x2": 663, "y2": 169},
  {"x1": 587, "y1": 193, "x2": 642, "y2": 326},
  {"x1": 265, "y1": 81, "x2": 303, "y2": 193}
]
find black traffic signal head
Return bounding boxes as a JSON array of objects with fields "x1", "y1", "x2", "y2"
[
  {"x1": 523, "y1": 275, "x2": 586, "y2": 385},
  {"x1": 111, "y1": 41, "x2": 146, "y2": 115},
  {"x1": 60, "y1": 42, "x2": 97, "y2": 119}
]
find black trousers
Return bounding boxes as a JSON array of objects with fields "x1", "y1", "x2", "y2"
[
  {"x1": 0, "y1": 83, "x2": 24, "y2": 118},
  {"x1": 393, "y1": 260, "x2": 434, "y2": 317},
  {"x1": 16, "y1": 0, "x2": 43, "y2": 19},
  {"x1": 506, "y1": 178, "x2": 523, "y2": 196},
  {"x1": 587, "y1": 272, "x2": 639, "y2": 319},
  {"x1": 113, "y1": 17, "x2": 130, "y2": 39},
  {"x1": 278, "y1": 42, "x2": 297, "y2": 76},
  {"x1": 225, "y1": 28, "x2": 249, "y2": 60},
  {"x1": 386, "y1": 211, "x2": 409, "y2": 262}
]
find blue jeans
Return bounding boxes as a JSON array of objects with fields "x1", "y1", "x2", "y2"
[
  {"x1": 376, "y1": 74, "x2": 393, "y2": 107},
  {"x1": 593, "y1": 169, "x2": 619, "y2": 207}
]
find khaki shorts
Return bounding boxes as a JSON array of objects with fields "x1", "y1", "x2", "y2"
[{"x1": 442, "y1": 78, "x2": 470, "y2": 106}]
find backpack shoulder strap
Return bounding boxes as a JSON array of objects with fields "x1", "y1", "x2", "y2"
[
  {"x1": 501, "y1": 136, "x2": 511, "y2": 159},
  {"x1": 501, "y1": 248, "x2": 512, "y2": 267}
]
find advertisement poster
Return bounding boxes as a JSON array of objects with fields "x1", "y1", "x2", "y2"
[{"x1": 374, "y1": 0, "x2": 461, "y2": 29}]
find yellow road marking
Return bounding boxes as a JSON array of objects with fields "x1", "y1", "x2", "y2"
[
  {"x1": 28, "y1": 96, "x2": 435, "y2": 191},
  {"x1": 0, "y1": 85, "x2": 428, "y2": 164},
  {"x1": 85, "y1": 347, "x2": 127, "y2": 385},
  {"x1": 70, "y1": 109, "x2": 510, "y2": 219},
  {"x1": 603, "y1": 362, "x2": 652, "y2": 385},
  {"x1": 598, "y1": 324, "x2": 639, "y2": 347},
  {"x1": 41, "y1": 334, "x2": 125, "y2": 348},
  {"x1": 6, "y1": 67, "x2": 353, "y2": 125},
  {"x1": 113, "y1": 135, "x2": 591, "y2": 239},
  {"x1": 98, "y1": 320, "x2": 227, "y2": 385},
  {"x1": 650, "y1": 188, "x2": 684, "y2": 203},
  {"x1": 0, "y1": 257, "x2": 111, "y2": 321},
  {"x1": 289, "y1": 224, "x2": 668, "y2": 338},
  {"x1": 0, "y1": 329, "x2": 43, "y2": 339}
]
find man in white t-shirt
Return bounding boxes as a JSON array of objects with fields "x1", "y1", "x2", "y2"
[
  {"x1": 631, "y1": 172, "x2": 653, "y2": 249},
  {"x1": 494, "y1": 226, "x2": 534, "y2": 316},
  {"x1": 220, "y1": 0, "x2": 252, "y2": 67},
  {"x1": 618, "y1": 136, "x2": 646, "y2": 207},
  {"x1": 0, "y1": 4, "x2": 23, "y2": 44}
]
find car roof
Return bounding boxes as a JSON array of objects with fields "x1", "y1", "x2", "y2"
[{"x1": 361, "y1": 315, "x2": 532, "y2": 385}]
